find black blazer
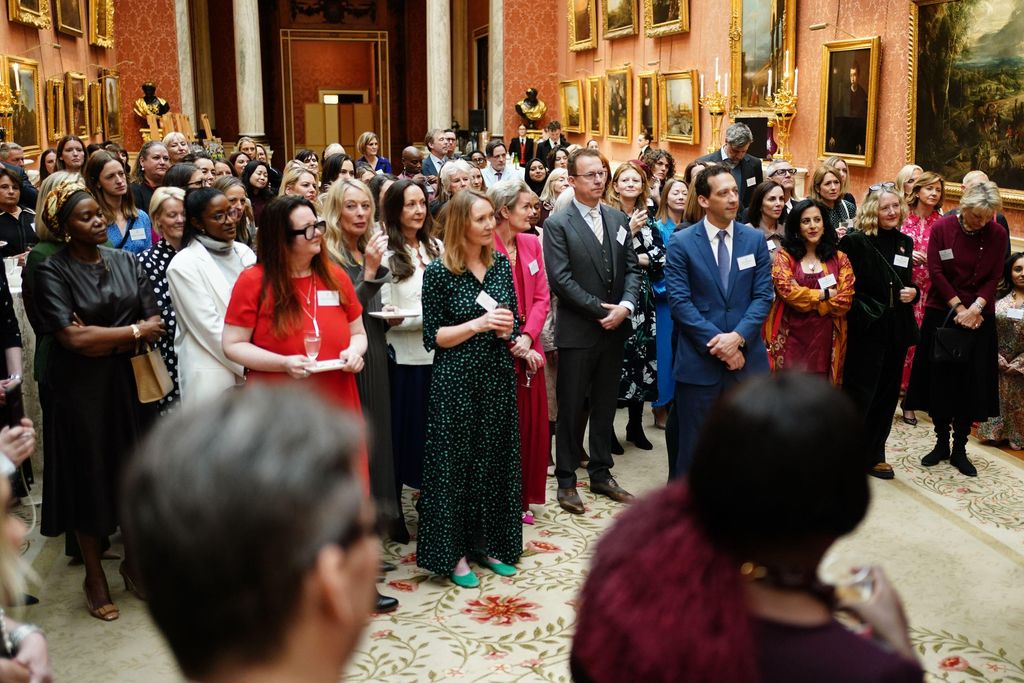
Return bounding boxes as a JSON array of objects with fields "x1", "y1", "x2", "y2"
[
  {"x1": 696, "y1": 150, "x2": 764, "y2": 209},
  {"x1": 536, "y1": 136, "x2": 568, "y2": 166},
  {"x1": 508, "y1": 137, "x2": 535, "y2": 162},
  {"x1": 542, "y1": 203, "x2": 641, "y2": 349}
]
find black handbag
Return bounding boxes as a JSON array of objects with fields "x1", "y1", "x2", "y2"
[{"x1": 933, "y1": 309, "x2": 977, "y2": 364}]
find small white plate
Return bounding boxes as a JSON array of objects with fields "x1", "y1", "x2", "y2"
[
  {"x1": 309, "y1": 359, "x2": 346, "y2": 373},
  {"x1": 368, "y1": 309, "x2": 418, "y2": 319}
]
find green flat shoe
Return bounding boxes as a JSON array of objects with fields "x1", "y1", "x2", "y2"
[
  {"x1": 451, "y1": 570, "x2": 480, "y2": 588},
  {"x1": 481, "y1": 559, "x2": 517, "y2": 577}
]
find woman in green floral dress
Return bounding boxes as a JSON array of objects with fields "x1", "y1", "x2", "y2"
[{"x1": 418, "y1": 190, "x2": 528, "y2": 588}]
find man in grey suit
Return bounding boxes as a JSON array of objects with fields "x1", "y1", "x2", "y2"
[
  {"x1": 543, "y1": 148, "x2": 641, "y2": 514},
  {"x1": 697, "y1": 122, "x2": 763, "y2": 209}
]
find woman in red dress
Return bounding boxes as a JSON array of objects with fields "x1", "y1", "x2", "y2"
[{"x1": 489, "y1": 179, "x2": 549, "y2": 524}]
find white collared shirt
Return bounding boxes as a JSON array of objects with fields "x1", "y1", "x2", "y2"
[
  {"x1": 705, "y1": 219, "x2": 735, "y2": 266},
  {"x1": 428, "y1": 153, "x2": 444, "y2": 171}
]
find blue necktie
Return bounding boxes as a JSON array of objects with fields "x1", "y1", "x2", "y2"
[{"x1": 717, "y1": 230, "x2": 730, "y2": 290}]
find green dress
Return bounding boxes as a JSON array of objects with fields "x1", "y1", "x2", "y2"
[{"x1": 417, "y1": 253, "x2": 523, "y2": 576}]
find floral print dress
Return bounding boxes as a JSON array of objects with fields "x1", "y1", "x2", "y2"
[
  {"x1": 138, "y1": 240, "x2": 179, "y2": 414},
  {"x1": 901, "y1": 210, "x2": 940, "y2": 390},
  {"x1": 977, "y1": 293, "x2": 1024, "y2": 449},
  {"x1": 619, "y1": 216, "x2": 665, "y2": 402}
]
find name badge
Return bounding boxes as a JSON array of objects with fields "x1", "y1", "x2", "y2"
[
  {"x1": 737, "y1": 254, "x2": 756, "y2": 270},
  {"x1": 317, "y1": 290, "x2": 340, "y2": 306},
  {"x1": 1009, "y1": 308, "x2": 1024, "y2": 321},
  {"x1": 632, "y1": 237, "x2": 642, "y2": 249},
  {"x1": 818, "y1": 273, "x2": 838, "y2": 289},
  {"x1": 616, "y1": 226, "x2": 628, "y2": 245},
  {"x1": 746, "y1": 177, "x2": 756, "y2": 187},
  {"x1": 528, "y1": 259, "x2": 540, "y2": 276},
  {"x1": 939, "y1": 248, "x2": 954, "y2": 261},
  {"x1": 893, "y1": 254, "x2": 910, "y2": 268},
  {"x1": 129, "y1": 228, "x2": 147, "y2": 241},
  {"x1": 767, "y1": 241, "x2": 778, "y2": 251},
  {"x1": 475, "y1": 290, "x2": 498, "y2": 312}
]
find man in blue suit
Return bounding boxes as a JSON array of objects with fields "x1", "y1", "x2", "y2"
[{"x1": 665, "y1": 165, "x2": 774, "y2": 477}]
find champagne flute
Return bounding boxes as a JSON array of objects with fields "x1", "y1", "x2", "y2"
[
  {"x1": 304, "y1": 333, "x2": 321, "y2": 361},
  {"x1": 495, "y1": 302, "x2": 514, "y2": 340}
]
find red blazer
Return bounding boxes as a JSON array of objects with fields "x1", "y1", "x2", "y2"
[{"x1": 494, "y1": 231, "x2": 551, "y2": 353}]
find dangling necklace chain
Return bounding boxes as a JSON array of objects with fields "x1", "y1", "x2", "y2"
[{"x1": 301, "y1": 275, "x2": 319, "y2": 335}]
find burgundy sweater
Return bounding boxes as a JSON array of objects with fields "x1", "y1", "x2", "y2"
[{"x1": 925, "y1": 213, "x2": 1007, "y2": 314}]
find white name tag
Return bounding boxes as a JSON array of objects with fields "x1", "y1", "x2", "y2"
[
  {"x1": 767, "y1": 240, "x2": 778, "y2": 251},
  {"x1": 616, "y1": 226, "x2": 628, "y2": 245},
  {"x1": 317, "y1": 290, "x2": 340, "y2": 306},
  {"x1": 746, "y1": 177, "x2": 756, "y2": 187},
  {"x1": 528, "y1": 259, "x2": 539, "y2": 276},
  {"x1": 893, "y1": 254, "x2": 910, "y2": 268},
  {"x1": 1008, "y1": 308, "x2": 1024, "y2": 321},
  {"x1": 939, "y1": 248, "x2": 954, "y2": 261},
  {"x1": 129, "y1": 227, "x2": 147, "y2": 241},
  {"x1": 818, "y1": 273, "x2": 838, "y2": 289},
  {"x1": 737, "y1": 254, "x2": 756, "y2": 270},
  {"x1": 632, "y1": 237, "x2": 642, "y2": 249},
  {"x1": 476, "y1": 290, "x2": 498, "y2": 311}
]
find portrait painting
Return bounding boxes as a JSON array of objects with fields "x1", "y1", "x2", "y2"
[
  {"x1": 606, "y1": 67, "x2": 632, "y2": 141},
  {"x1": 88, "y1": 81, "x2": 104, "y2": 137},
  {"x1": 65, "y1": 72, "x2": 89, "y2": 138},
  {"x1": 569, "y1": 0, "x2": 597, "y2": 51},
  {"x1": 90, "y1": 0, "x2": 114, "y2": 48},
  {"x1": 910, "y1": 0, "x2": 1024, "y2": 203},
  {"x1": 637, "y1": 72, "x2": 657, "y2": 140},
  {"x1": 602, "y1": 0, "x2": 638, "y2": 39},
  {"x1": 643, "y1": 0, "x2": 688, "y2": 37},
  {"x1": 730, "y1": 0, "x2": 795, "y2": 116},
  {"x1": 5, "y1": 57, "x2": 43, "y2": 153},
  {"x1": 818, "y1": 38, "x2": 880, "y2": 166},
  {"x1": 587, "y1": 76, "x2": 604, "y2": 136},
  {"x1": 56, "y1": 0, "x2": 83, "y2": 36},
  {"x1": 660, "y1": 70, "x2": 699, "y2": 144},
  {"x1": 45, "y1": 78, "x2": 66, "y2": 142},
  {"x1": 101, "y1": 71, "x2": 122, "y2": 141},
  {"x1": 560, "y1": 80, "x2": 584, "y2": 133},
  {"x1": 6, "y1": 0, "x2": 51, "y2": 28}
]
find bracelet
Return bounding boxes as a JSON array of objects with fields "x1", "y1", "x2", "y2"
[
  {"x1": 971, "y1": 301, "x2": 984, "y2": 312},
  {"x1": 9, "y1": 624, "x2": 44, "y2": 654},
  {"x1": 131, "y1": 324, "x2": 141, "y2": 340}
]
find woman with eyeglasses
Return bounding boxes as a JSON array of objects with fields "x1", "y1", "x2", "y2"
[
  {"x1": 903, "y1": 181, "x2": 1006, "y2": 478},
  {"x1": 161, "y1": 162, "x2": 205, "y2": 192},
  {"x1": 85, "y1": 150, "x2": 154, "y2": 255}
]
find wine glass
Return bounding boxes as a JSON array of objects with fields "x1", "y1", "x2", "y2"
[
  {"x1": 523, "y1": 368, "x2": 536, "y2": 388},
  {"x1": 304, "y1": 333, "x2": 321, "y2": 361},
  {"x1": 818, "y1": 553, "x2": 874, "y2": 604},
  {"x1": 495, "y1": 302, "x2": 514, "y2": 340}
]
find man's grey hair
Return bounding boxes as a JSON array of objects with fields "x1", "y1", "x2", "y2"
[
  {"x1": 0, "y1": 143, "x2": 23, "y2": 160},
  {"x1": 725, "y1": 123, "x2": 753, "y2": 149},
  {"x1": 488, "y1": 178, "x2": 532, "y2": 218}
]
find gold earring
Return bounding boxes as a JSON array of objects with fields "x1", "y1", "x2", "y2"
[{"x1": 63, "y1": 232, "x2": 71, "y2": 243}]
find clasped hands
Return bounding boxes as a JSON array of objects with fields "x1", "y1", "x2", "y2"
[
  {"x1": 707, "y1": 331, "x2": 745, "y2": 371},
  {"x1": 954, "y1": 306, "x2": 983, "y2": 330}
]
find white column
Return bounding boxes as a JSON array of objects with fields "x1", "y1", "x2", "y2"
[
  {"x1": 174, "y1": 0, "x2": 196, "y2": 126},
  {"x1": 233, "y1": 0, "x2": 265, "y2": 136},
  {"x1": 488, "y1": 0, "x2": 504, "y2": 135},
  {"x1": 426, "y1": 0, "x2": 452, "y2": 130}
]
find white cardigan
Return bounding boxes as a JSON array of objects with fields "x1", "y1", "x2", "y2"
[
  {"x1": 166, "y1": 239, "x2": 256, "y2": 403},
  {"x1": 380, "y1": 239, "x2": 443, "y2": 366}
]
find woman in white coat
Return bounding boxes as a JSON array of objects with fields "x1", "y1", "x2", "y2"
[{"x1": 167, "y1": 188, "x2": 256, "y2": 403}]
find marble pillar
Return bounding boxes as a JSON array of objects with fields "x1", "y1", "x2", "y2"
[
  {"x1": 174, "y1": 0, "x2": 196, "y2": 127},
  {"x1": 488, "y1": 0, "x2": 503, "y2": 136},
  {"x1": 426, "y1": 0, "x2": 452, "y2": 130},
  {"x1": 233, "y1": 0, "x2": 265, "y2": 137}
]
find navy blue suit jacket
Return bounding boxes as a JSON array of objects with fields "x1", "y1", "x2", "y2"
[{"x1": 665, "y1": 219, "x2": 773, "y2": 386}]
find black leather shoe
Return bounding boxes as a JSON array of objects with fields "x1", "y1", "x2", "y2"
[
  {"x1": 557, "y1": 487, "x2": 586, "y2": 514},
  {"x1": 590, "y1": 478, "x2": 635, "y2": 503},
  {"x1": 381, "y1": 561, "x2": 397, "y2": 573},
  {"x1": 375, "y1": 592, "x2": 399, "y2": 613},
  {"x1": 922, "y1": 444, "x2": 950, "y2": 467}
]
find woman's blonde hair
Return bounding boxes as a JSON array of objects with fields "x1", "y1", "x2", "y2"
[
  {"x1": 539, "y1": 168, "x2": 568, "y2": 204},
  {"x1": 682, "y1": 179, "x2": 705, "y2": 224},
  {"x1": 908, "y1": 171, "x2": 945, "y2": 210},
  {"x1": 441, "y1": 190, "x2": 494, "y2": 274},
  {"x1": 278, "y1": 164, "x2": 317, "y2": 198},
  {"x1": 895, "y1": 164, "x2": 922, "y2": 199},
  {"x1": 808, "y1": 165, "x2": 842, "y2": 205},
  {"x1": 321, "y1": 178, "x2": 373, "y2": 267},
  {"x1": 960, "y1": 180, "x2": 1002, "y2": 213},
  {"x1": 655, "y1": 177, "x2": 687, "y2": 223},
  {"x1": 356, "y1": 131, "x2": 379, "y2": 158},
  {"x1": 34, "y1": 171, "x2": 77, "y2": 242},
  {"x1": 149, "y1": 186, "x2": 186, "y2": 236},
  {"x1": 854, "y1": 188, "x2": 907, "y2": 236},
  {"x1": 162, "y1": 131, "x2": 187, "y2": 148}
]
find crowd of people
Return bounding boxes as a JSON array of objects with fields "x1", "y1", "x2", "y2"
[{"x1": 0, "y1": 113, "x2": 1017, "y2": 681}]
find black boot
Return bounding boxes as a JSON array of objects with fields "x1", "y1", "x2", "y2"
[
  {"x1": 950, "y1": 425, "x2": 977, "y2": 477},
  {"x1": 610, "y1": 431, "x2": 625, "y2": 455},
  {"x1": 376, "y1": 591, "x2": 399, "y2": 613},
  {"x1": 922, "y1": 420, "x2": 951, "y2": 467},
  {"x1": 625, "y1": 402, "x2": 653, "y2": 450}
]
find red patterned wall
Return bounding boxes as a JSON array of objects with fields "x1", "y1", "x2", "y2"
[
  {"x1": 503, "y1": 0, "x2": 560, "y2": 140},
  {"x1": 113, "y1": 0, "x2": 181, "y2": 150}
]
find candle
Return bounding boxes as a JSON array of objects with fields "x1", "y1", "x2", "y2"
[
  {"x1": 784, "y1": 50, "x2": 790, "y2": 77},
  {"x1": 12, "y1": 66, "x2": 19, "y2": 93},
  {"x1": 700, "y1": 74, "x2": 705, "y2": 98},
  {"x1": 715, "y1": 57, "x2": 720, "y2": 82},
  {"x1": 768, "y1": 68, "x2": 773, "y2": 97},
  {"x1": 794, "y1": 68, "x2": 798, "y2": 95}
]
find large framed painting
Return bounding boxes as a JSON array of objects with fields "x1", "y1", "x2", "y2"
[
  {"x1": 817, "y1": 37, "x2": 880, "y2": 167},
  {"x1": 65, "y1": 71, "x2": 89, "y2": 138},
  {"x1": 569, "y1": 0, "x2": 597, "y2": 51},
  {"x1": 559, "y1": 79, "x2": 584, "y2": 133},
  {"x1": 4, "y1": 56, "x2": 43, "y2": 154},
  {"x1": 909, "y1": 0, "x2": 1024, "y2": 206},
  {"x1": 6, "y1": 0, "x2": 50, "y2": 28},
  {"x1": 55, "y1": 0, "x2": 83, "y2": 36},
  {"x1": 637, "y1": 72, "x2": 658, "y2": 140},
  {"x1": 729, "y1": 0, "x2": 796, "y2": 117},
  {"x1": 602, "y1": 0, "x2": 638, "y2": 39},
  {"x1": 45, "y1": 78, "x2": 66, "y2": 143},
  {"x1": 89, "y1": 0, "x2": 115, "y2": 48},
  {"x1": 587, "y1": 76, "x2": 604, "y2": 136},
  {"x1": 606, "y1": 67, "x2": 632, "y2": 141},
  {"x1": 88, "y1": 81, "x2": 104, "y2": 137},
  {"x1": 643, "y1": 0, "x2": 688, "y2": 37},
  {"x1": 101, "y1": 71, "x2": 122, "y2": 141},
  {"x1": 660, "y1": 70, "x2": 699, "y2": 144}
]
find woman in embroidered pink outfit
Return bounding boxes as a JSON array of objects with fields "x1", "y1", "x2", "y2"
[{"x1": 900, "y1": 172, "x2": 944, "y2": 425}]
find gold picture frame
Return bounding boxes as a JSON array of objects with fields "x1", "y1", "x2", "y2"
[
  {"x1": 100, "y1": 70, "x2": 122, "y2": 141},
  {"x1": 568, "y1": 0, "x2": 598, "y2": 52},
  {"x1": 659, "y1": 70, "x2": 699, "y2": 145},
  {"x1": 89, "y1": 0, "x2": 115, "y2": 48},
  {"x1": 817, "y1": 37, "x2": 880, "y2": 167},
  {"x1": 65, "y1": 71, "x2": 89, "y2": 139},
  {"x1": 6, "y1": 0, "x2": 51, "y2": 29},
  {"x1": 586, "y1": 76, "x2": 605, "y2": 137},
  {"x1": 88, "y1": 82, "x2": 104, "y2": 137},
  {"x1": 606, "y1": 66, "x2": 632, "y2": 142},
  {"x1": 643, "y1": 0, "x2": 688, "y2": 37},
  {"x1": 729, "y1": 0, "x2": 796, "y2": 117},
  {"x1": 637, "y1": 72, "x2": 658, "y2": 140},
  {"x1": 55, "y1": 0, "x2": 84, "y2": 36},
  {"x1": 559, "y1": 79, "x2": 585, "y2": 134},
  {"x1": 4, "y1": 56, "x2": 44, "y2": 154},
  {"x1": 45, "y1": 78, "x2": 66, "y2": 143},
  {"x1": 602, "y1": 0, "x2": 638, "y2": 40}
]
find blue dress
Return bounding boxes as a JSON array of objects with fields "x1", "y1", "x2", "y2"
[
  {"x1": 653, "y1": 217, "x2": 676, "y2": 408},
  {"x1": 105, "y1": 211, "x2": 154, "y2": 255}
]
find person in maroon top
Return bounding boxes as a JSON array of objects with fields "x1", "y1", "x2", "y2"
[
  {"x1": 571, "y1": 373, "x2": 923, "y2": 683},
  {"x1": 903, "y1": 181, "x2": 1007, "y2": 477}
]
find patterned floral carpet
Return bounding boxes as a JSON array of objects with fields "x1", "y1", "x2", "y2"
[{"x1": 12, "y1": 411, "x2": 1024, "y2": 682}]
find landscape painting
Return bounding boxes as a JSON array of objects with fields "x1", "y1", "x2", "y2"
[
  {"x1": 559, "y1": 79, "x2": 584, "y2": 133},
  {"x1": 602, "y1": 0, "x2": 638, "y2": 39},
  {"x1": 731, "y1": 0, "x2": 795, "y2": 116},
  {"x1": 660, "y1": 70, "x2": 699, "y2": 144}
]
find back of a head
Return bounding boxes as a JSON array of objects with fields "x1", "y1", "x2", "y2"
[{"x1": 122, "y1": 385, "x2": 366, "y2": 680}]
